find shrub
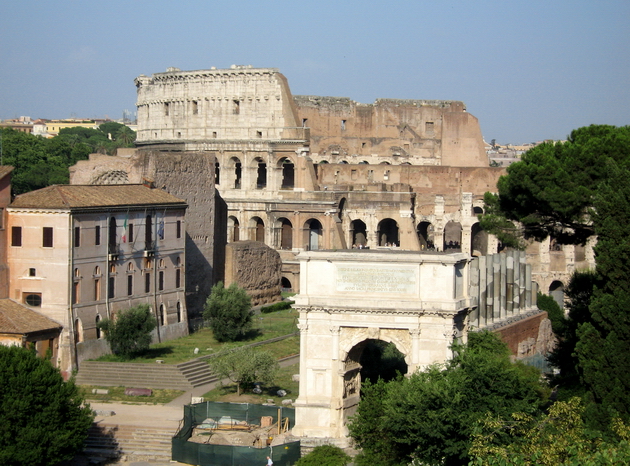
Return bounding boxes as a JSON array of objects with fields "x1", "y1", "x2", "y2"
[
  {"x1": 260, "y1": 300, "x2": 294, "y2": 314},
  {"x1": 204, "y1": 282, "x2": 253, "y2": 342},
  {"x1": 295, "y1": 445, "x2": 351, "y2": 466},
  {"x1": 97, "y1": 304, "x2": 157, "y2": 358}
]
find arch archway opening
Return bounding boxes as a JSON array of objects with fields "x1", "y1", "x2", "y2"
[
  {"x1": 230, "y1": 157, "x2": 242, "y2": 189},
  {"x1": 305, "y1": 219, "x2": 323, "y2": 251},
  {"x1": 250, "y1": 217, "x2": 265, "y2": 243},
  {"x1": 281, "y1": 277, "x2": 292, "y2": 292},
  {"x1": 228, "y1": 216, "x2": 240, "y2": 242},
  {"x1": 255, "y1": 157, "x2": 267, "y2": 189},
  {"x1": 280, "y1": 158, "x2": 295, "y2": 189},
  {"x1": 443, "y1": 221, "x2": 462, "y2": 251},
  {"x1": 549, "y1": 280, "x2": 565, "y2": 309},
  {"x1": 342, "y1": 338, "x2": 408, "y2": 423},
  {"x1": 377, "y1": 218, "x2": 399, "y2": 247},
  {"x1": 279, "y1": 218, "x2": 293, "y2": 250},
  {"x1": 417, "y1": 221, "x2": 434, "y2": 250},
  {"x1": 350, "y1": 219, "x2": 368, "y2": 248},
  {"x1": 471, "y1": 223, "x2": 488, "y2": 256}
]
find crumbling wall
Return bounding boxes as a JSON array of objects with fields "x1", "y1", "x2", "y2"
[{"x1": 224, "y1": 241, "x2": 281, "y2": 306}]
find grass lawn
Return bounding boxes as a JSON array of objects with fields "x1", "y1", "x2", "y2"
[
  {"x1": 80, "y1": 386, "x2": 185, "y2": 404},
  {"x1": 201, "y1": 362, "x2": 299, "y2": 404},
  {"x1": 94, "y1": 308, "x2": 299, "y2": 364}
]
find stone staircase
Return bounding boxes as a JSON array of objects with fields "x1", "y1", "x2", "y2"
[
  {"x1": 75, "y1": 358, "x2": 218, "y2": 390},
  {"x1": 82, "y1": 423, "x2": 175, "y2": 463}
]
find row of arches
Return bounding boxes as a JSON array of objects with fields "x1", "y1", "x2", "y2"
[
  {"x1": 228, "y1": 214, "x2": 490, "y2": 255},
  {"x1": 215, "y1": 156, "x2": 295, "y2": 190}
]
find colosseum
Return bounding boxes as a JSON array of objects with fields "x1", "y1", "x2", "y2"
[{"x1": 71, "y1": 65, "x2": 594, "y2": 313}]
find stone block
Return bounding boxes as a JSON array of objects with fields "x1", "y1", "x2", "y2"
[{"x1": 124, "y1": 387, "x2": 153, "y2": 397}]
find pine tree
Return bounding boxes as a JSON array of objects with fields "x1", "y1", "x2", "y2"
[
  {"x1": 575, "y1": 163, "x2": 630, "y2": 427},
  {"x1": 0, "y1": 346, "x2": 94, "y2": 465}
]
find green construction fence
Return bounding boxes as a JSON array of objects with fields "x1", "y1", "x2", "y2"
[{"x1": 172, "y1": 401, "x2": 301, "y2": 466}]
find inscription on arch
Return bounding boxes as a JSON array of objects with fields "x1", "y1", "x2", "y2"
[{"x1": 335, "y1": 265, "x2": 416, "y2": 294}]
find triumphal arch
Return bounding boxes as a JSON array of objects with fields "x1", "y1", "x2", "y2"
[{"x1": 291, "y1": 249, "x2": 473, "y2": 443}]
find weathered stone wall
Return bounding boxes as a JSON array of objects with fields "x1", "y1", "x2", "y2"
[
  {"x1": 134, "y1": 66, "x2": 302, "y2": 144},
  {"x1": 492, "y1": 312, "x2": 555, "y2": 358},
  {"x1": 224, "y1": 241, "x2": 281, "y2": 306},
  {"x1": 317, "y1": 164, "x2": 505, "y2": 196},
  {"x1": 295, "y1": 96, "x2": 488, "y2": 167}
]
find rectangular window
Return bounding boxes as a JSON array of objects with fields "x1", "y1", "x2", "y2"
[
  {"x1": 145, "y1": 273, "x2": 151, "y2": 293},
  {"x1": 302, "y1": 118, "x2": 308, "y2": 127},
  {"x1": 43, "y1": 227, "x2": 53, "y2": 248},
  {"x1": 0, "y1": 207, "x2": 4, "y2": 229},
  {"x1": 94, "y1": 278, "x2": 100, "y2": 301},
  {"x1": 108, "y1": 276, "x2": 115, "y2": 299},
  {"x1": 95, "y1": 225, "x2": 101, "y2": 245},
  {"x1": 164, "y1": 102, "x2": 169, "y2": 116},
  {"x1": 29, "y1": 268, "x2": 36, "y2": 277},
  {"x1": 341, "y1": 120, "x2": 346, "y2": 131},
  {"x1": 127, "y1": 275, "x2": 133, "y2": 296},
  {"x1": 233, "y1": 100, "x2": 240, "y2": 115},
  {"x1": 129, "y1": 223, "x2": 134, "y2": 243},
  {"x1": 176, "y1": 220, "x2": 181, "y2": 239},
  {"x1": 74, "y1": 226, "x2": 81, "y2": 247},
  {"x1": 175, "y1": 269, "x2": 181, "y2": 288},
  {"x1": 192, "y1": 100, "x2": 198, "y2": 115},
  {"x1": 11, "y1": 226, "x2": 22, "y2": 247},
  {"x1": 158, "y1": 271, "x2": 164, "y2": 291}
]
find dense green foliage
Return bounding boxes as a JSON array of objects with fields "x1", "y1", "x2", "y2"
[
  {"x1": 204, "y1": 282, "x2": 253, "y2": 342},
  {"x1": 480, "y1": 125, "x2": 630, "y2": 246},
  {"x1": 536, "y1": 292, "x2": 565, "y2": 336},
  {"x1": 97, "y1": 304, "x2": 156, "y2": 358},
  {"x1": 469, "y1": 397, "x2": 630, "y2": 465},
  {"x1": 547, "y1": 270, "x2": 599, "y2": 393},
  {"x1": 260, "y1": 300, "x2": 294, "y2": 313},
  {"x1": 295, "y1": 445, "x2": 352, "y2": 466},
  {"x1": 574, "y1": 164, "x2": 630, "y2": 429},
  {"x1": 0, "y1": 345, "x2": 94, "y2": 465},
  {"x1": 349, "y1": 332, "x2": 548, "y2": 466},
  {"x1": 208, "y1": 346, "x2": 278, "y2": 396},
  {"x1": 0, "y1": 123, "x2": 135, "y2": 195}
]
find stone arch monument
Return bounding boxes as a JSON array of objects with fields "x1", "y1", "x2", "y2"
[{"x1": 292, "y1": 250, "x2": 472, "y2": 444}]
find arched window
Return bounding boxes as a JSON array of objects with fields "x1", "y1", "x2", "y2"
[
  {"x1": 94, "y1": 266, "x2": 101, "y2": 301},
  {"x1": 279, "y1": 218, "x2": 293, "y2": 250},
  {"x1": 255, "y1": 157, "x2": 267, "y2": 189},
  {"x1": 279, "y1": 158, "x2": 295, "y2": 189},
  {"x1": 160, "y1": 304, "x2": 167, "y2": 326},
  {"x1": 305, "y1": 219, "x2": 323, "y2": 251},
  {"x1": 228, "y1": 216, "x2": 240, "y2": 242}
]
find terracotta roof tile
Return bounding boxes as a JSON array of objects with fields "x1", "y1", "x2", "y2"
[
  {"x1": 10, "y1": 184, "x2": 186, "y2": 209},
  {"x1": 0, "y1": 299, "x2": 61, "y2": 334},
  {"x1": 0, "y1": 166, "x2": 14, "y2": 179}
]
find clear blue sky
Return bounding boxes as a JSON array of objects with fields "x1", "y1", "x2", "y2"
[{"x1": 1, "y1": 0, "x2": 628, "y2": 144}]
